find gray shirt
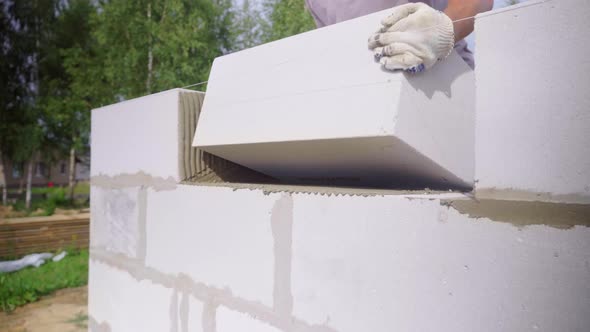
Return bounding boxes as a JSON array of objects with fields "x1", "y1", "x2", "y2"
[{"x1": 305, "y1": 0, "x2": 474, "y2": 68}]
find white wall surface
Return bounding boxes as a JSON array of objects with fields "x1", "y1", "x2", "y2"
[
  {"x1": 89, "y1": 260, "x2": 173, "y2": 332},
  {"x1": 291, "y1": 194, "x2": 590, "y2": 332},
  {"x1": 194, "y1": 9, "x2": 475, "y2": 188},
  {"x1": 91, "y1": 89, "x2": 183, "y2": 180},
  {"x1": 217, "y1": 307, "x2": 281, "y2": 332},
  {"x1": 475, "y1": 0, "x2": 590, "y2": 202},
  {"x1": 89, "y1": 183, "x2": 590, "y2": 332},
  {"x1": 144, "y1": 185, "x2": 279, "y2": 307}
]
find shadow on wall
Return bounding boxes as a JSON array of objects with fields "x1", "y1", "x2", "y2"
[{"x1": 404, "y1": 53, "x2": 473, "y2": 99}]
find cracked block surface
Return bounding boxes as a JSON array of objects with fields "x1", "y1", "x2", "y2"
[
  {"x1": 194, "y1": 8, "x2": 475, "y2": 189},
  {"x1": 475, "y1": 0, "x2": 590, "y2": 202},
  {"x1": 144, "y1": 185, "x2": 278, "y2": 306},
  {"x1": 88, "y1": 260, "x2": 171, "y2": 331}
]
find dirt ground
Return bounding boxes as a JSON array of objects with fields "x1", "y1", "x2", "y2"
[{"x1": 0, "y1": 286, "x2": 88, "y2": 332}]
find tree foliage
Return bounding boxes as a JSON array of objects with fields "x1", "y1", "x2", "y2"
[
  {"x1": 262, "y1": 0, "x2": 316, "y2": 42},
  {"x1": 233, "y1": 0, "x2": 265, "y2": 50},
  {"x1": 92, "y1": 0, "x2": 234, "y2": 98},
  {"x1": 1, "y1": 0, "x2": 316, "y2": 201}
]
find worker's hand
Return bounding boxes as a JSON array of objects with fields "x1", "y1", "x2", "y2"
[{"x1": 368, "y1": 3, "x2": 455, "y2": 73}]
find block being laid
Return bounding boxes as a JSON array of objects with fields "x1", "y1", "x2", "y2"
[
  {"x1": 193, "y1": 9, "x2": 475, "y2": 189},
  {"x1": 474, "y1": 0, "x2": 590, "y2": 203}
]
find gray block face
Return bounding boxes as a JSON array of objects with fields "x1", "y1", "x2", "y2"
[
  {"x1": 475, "y1": 0, "x2": 590, "y2": 203},
  {"x1": 194, "y1": 9, "x2": 475, "y2": 189}
]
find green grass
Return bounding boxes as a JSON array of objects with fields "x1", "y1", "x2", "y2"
[
  {"x1": 8, "y1": 183, "x2": 90, "y2": 217},
  {"x1": 73, "y1": 181, "x2": 90, "y2": 195},
  {"x1": 67, "y1": 311, "x2": 89, "y2": 329},
  {"x1": 0, "y1": 249, "x2": 89, "y2": 312},
  {"x1": 8, "y1": 182, "x2": 89, "y2": 195},
  {"x1": 11, "y1": 187, "x2": 69, "y2": 216}
]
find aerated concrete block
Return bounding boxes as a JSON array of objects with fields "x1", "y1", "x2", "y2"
[
  {"x1": 90, "y1": 186, "x2": 143, "y2": 258},
  {"x1": 193, "y1": 9, "x2": 475, "y2": 189},
  {"x1": 217, "y1": 306, "x2": 281, "y2": 332},
  {"x1": 88, "y1": 260, "x2": 172, "y2": 331},
  {"x1": 144, "y1": 185, "x2": 279, "y2": 306},
  {"x1": 186, "y1": 296, "x2": 205, "y2": 332},
  {"x1": 91, "y1": 88, "x2": 204, "y2": 181},
  {"x1": 475, "y1": 0, "x2": 590, "y2": 203},
  {"x1": 290, "y1": 193, "x2": 590, "y2": 332}
]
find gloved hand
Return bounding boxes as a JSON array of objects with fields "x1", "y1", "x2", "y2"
[{"x1": 368, "y1": 3, "x2": 455, "y2": 73}]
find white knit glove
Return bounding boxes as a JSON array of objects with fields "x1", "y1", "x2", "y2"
[{"x1": 368, "y1": 3, "x2": 455, "y2": 73}]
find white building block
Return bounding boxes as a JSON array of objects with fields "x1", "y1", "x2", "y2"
[
  {"x1": 194, "y1": 9, "x2": 475, "y2": 189},
  {"x1": 88, "y1": 260, "x2": 172, "y2": 331},
  {"x1": 217, "y1": 306, "x2": 281, "y2": 332},
  {"x1": 90, "y1": 186, "x2": 142, "y2": 257},
  {"x1": 475, "y1": 0, "x2": 590, "y2": 203},
  {"x1": 91, "y1": 88, "x2": 203, "y2": 180},
  {"x1": 144, "y1": 185, "x2": 279, "y2": 306},
  {"x1": 187, "y1": 296, "x2": 205, "y2": 332},
  {"x1": 290, "y1": 193, "x2": 590, "y2": 332}
]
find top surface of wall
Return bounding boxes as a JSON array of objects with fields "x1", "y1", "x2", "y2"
[
  {"x1": 475, "y1": 0, "x2": 590, "y2": 203},
  {"x1": 91, "y1": 89, "x2": 202, "y2": 180},
  {"x1": 193, "y1": 8, "x2": 473, "y2": 147}
]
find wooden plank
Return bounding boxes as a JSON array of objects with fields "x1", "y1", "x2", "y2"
[{"x1": 0, "y1": 214, "x2": 90, "y2": 259}]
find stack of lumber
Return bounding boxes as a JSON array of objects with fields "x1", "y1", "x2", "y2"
[{"x1": 0, "y1": 213, "x2": 89, "y2": 259}]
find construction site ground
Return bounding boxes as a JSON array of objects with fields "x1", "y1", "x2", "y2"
[{"x1": 0, "y1": 286, "x2": 88, "y2": 332}]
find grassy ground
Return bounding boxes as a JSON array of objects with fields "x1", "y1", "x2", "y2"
[
  {"x1": 0, "y1": 249, "x2": 89, "y2": 312},
  {"x1": 0, "y1": 286, "x2": 88, "y2": 332},
  {"x1": 6, "y1": 181, "x2": 90, "y2": 196}
]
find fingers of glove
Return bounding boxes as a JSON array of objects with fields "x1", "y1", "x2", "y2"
[
  {"x1": 373, "y1": 43, "x2": 420, "y2": 62},
  {"x1": 380, "y1": 3, "x2": 422, "y2": 29},
  {"x1": 368, "y1": 31, "x2": 405, "y2": 49},
  {"x1": 373, "y1": 47, "x2": 384, "y2": 61},
  {"x1": 380, "y1": 42, "x2": 420, "y2": 57},
  {"x1": 379, "y1": 53, "x2": 423, "y2": 71}
]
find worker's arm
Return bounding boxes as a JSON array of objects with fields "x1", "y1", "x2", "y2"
[
  {"x1": 368, "y1": 0, "x2": 493, "y2": 73},
  {"x1": 445, "y1": 0, "x2": 494, "y2": 41}
]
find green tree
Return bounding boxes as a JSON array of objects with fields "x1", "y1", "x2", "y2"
[
  {"x1": 0, "y1": 2, "x2": 27, "y2": 205},
  {"x1": 93, "y1": 0, "x2": 234, "y2": 99},
  {"x1": 233, "y1": 0, "x2": 264, "y2": 51},
  {"x1": 39, "y1": 0, "x2": 97, "y2": 201},
  {"x1": 0, "y1": 0, "x2": 58, "y2": 209},
  {"x1": 261, "y1": 0, "x2": 315, "y2": 42}
]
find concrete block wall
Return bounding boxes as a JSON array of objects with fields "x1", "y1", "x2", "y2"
[
  {"x1": 474, "y1": 0, "x2": 590, "y2": 203},
  {"x1": 90, "y1": 2, "x2": 590, "y2": 331},
  {"x1": 91, "y1": 89, "x2": 590, "y2": 332}
]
